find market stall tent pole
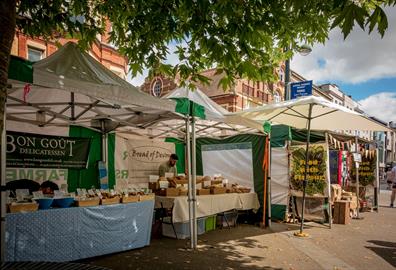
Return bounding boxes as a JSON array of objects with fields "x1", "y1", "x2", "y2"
[
  {"x1": 325, "y1": 132, "x2": 332, "y2": 229},
  {"x1": 375, "y1": 148, "x2": 379, "y2": 212},
  {"x1": 186, "y1": 116, "x2": 194, "y2": 248},
  {"x1": 355, "y1": 135, "x2": 361, "y2": 219},
  {"x1": 191, "y1": 115, "x2": 198, "y2": 249},
  {"x1": 299, "y1": 103, "x2": 313, "y2": 235},
  {"x1": 1, "y1": 105, "x2": 6, "y2": 261},
  {"x1": 267, "y1": 135, "x2": 272, "y2": 228}
]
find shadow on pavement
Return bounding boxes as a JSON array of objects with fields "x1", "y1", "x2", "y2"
[
  {"x1": 365, "y1": 240, "x2": 396, "y2": 268},
  {"x1": 81, "y1": 225, "x2": 286, "y2": 270}
]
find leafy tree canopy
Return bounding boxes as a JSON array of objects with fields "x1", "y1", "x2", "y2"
[{"x1": 16, "y1": 0, "x2": 396, "y2": 88}]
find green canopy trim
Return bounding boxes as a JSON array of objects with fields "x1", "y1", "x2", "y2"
[
  {"x1": 172, "y1": 97, "x2": 206, "y2": 119},
  {"x1": 8, "y1": 55, "x2": 33, "y2": 83},
  {"x1": 271, "y1": 124, "x2": 325, "y2": 147},
  {"x1": 263, "y1": 121, "x2": 272, "y2": 134},
  {"x1": 165, "y1": 137, "x2": 186, "y2": 174}
]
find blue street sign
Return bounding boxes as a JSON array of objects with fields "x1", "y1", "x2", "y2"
[{"x1": 290, "y1": 80, "x2": 313, "y2": 99}]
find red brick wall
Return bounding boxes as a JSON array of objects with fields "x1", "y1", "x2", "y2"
[
  {"x1": 141, "y1": 76, "x2": 177, "y2": 96},
  {"x1": 12, "y1": 30, "x2": 127, "y2": 76}
]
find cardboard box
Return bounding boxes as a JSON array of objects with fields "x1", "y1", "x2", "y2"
[
  {"x1": 159, "y1": 188, "x2": 179, "y2": 197},
  {"x1": 333, "y1": 201, "x2": 350, "y2": 225},
  {"x1": 210, "y1": 187, "x2": 227, "y2": 195},
  {"x1": 121, "y1": 196, "x2": 139, "y2": 203},
  {"x1": 197, "y1": 189, "x2": 210, "y2": 195},
  {"x1": 139, "y1": 193, "x2": 155, "y2": 201},
  {"x1": 75, "y1": 198, "x2": 100, "y2": 207},
  {"x1": 8, "y1": 202, "x2": 38, "y2": 213},
  {"x1": 100, "y1": 197, "x2": 120, "y2": 205},
  {"x1": 179, "y1": 190, "x2": 188, "y2": 196}
]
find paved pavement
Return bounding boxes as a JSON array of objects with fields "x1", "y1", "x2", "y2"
[{"x1": 83, "y1": 191, "x2": 395, "y2": 270}]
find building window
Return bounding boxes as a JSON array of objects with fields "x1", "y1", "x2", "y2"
[
  {"x1": 274, "y1": 91, "x2": 281, "y2": 103},
  {"x1": 278, "y1": 68, "x2": 284, "y2": 82},
  {"x1": 27, "y1": 47, "x2": 44, "y2": 62},
  {"x1": 152, "y1": 78, "x2": 163, "y2": 97}
]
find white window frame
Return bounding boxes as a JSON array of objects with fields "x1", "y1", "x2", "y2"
[{"x1": 152, "y1": 78, "x2": 163, "y2": 97}]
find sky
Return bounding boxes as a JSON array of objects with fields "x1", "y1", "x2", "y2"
[
  {"x1": 292, "y1": 6, "x2": 396, "y2": 123},
  {"x1": 128, "y1": 6, "x2": 396, "y2": 123}
]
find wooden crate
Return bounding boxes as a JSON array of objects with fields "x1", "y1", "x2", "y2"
[
  {"x1": 334, "y1": 201, "x2": 350, "y2": 225},
  {"x1": 100, "y1": 197, "x2": 120, "y2": 205},
  {"x1": 139, "y1": 193, "x2": 155, "y2": 201},
  {"x1": 210, "y1": 187, "x2": 227, "y2": 195},
  {"x1": 121, "y1": 196, "x2": 139, "y2": 203},
  {"x1": 75, "y1": 198, "x2": 100, "y2": 207},
  {"x1": 8, "y1": 203, "x2": 38, "y2": 213},
  {"x1": 197, "y1": 189, "x2": 210, "y2": 195}
]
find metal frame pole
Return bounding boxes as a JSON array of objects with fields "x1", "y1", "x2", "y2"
[
  {"x1": 355, "y1": 136, "x2": 361, "y2": 219},
  {"x1": 325, "y1": 132, "x2": 332, "y2": 228},
  {"x1": 284, "y1": 50, "x2": 290, "y2": 101},
  {"x1": 299, "y1": 104, "x2": 313, "y2": 235},
  {"x1": 1, "y1": 103, "x2": 6, "y2": 261},
  {"x1": 191, "y1": 116, "x2": 197, "y2": 249},
  {"x1": 375, "y1": 148, "x2": 379, "y2": 212},
  {"x1": 267, "y1": 135, "x2": 272, "y2": 228},
  {"x1": 185, "y1": 117, "x2": 193, "y2": 249}
]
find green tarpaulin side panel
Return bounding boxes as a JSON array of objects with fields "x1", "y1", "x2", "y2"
[
  {"x1": 271, "y1": 125, "x2": 325, "y2": 147},
  {"x1": 8, "y1": 55, "x2": 33, "y2": 83},
  {"x1": 196, "y1": 134, "x2": 266, "y2": 216},
  {"x1": 172, "y1": 98, "x2": 206, "y2": 119},
  {"x1": 68, "y1": 126, "x2": 101, "y2": 192},
  {"x1": 271, "y1": 204, "x2": 287, "y2": 220},
  {"x1": 108, "y1": 133, "x2": 116, "y2": 189},
  {"x1": 271, "y1": 125, "x2": 291, "y2": 147},
  {"x1": 291, "y1": 129, "x2": 325, "y2": 143},
  {"x1": 165, "y1": 137, "x2": 185, "y2": 174}
]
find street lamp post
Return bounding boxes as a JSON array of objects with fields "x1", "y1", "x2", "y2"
[{"x1": 283, "y1": 45, "x2": 312, "y2": 101}]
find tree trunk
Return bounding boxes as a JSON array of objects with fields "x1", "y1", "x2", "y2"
[{"x1": 0, "y1": 0, "x2": 16, "y2": 262}]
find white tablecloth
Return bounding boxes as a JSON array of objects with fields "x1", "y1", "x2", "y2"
[{"x1": 155, "y1": 193, "x2": 260, "y2": 223}]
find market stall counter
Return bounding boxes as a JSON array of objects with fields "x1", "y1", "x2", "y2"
[
  {"x1": 6, "y1": 200, "x2": 154, "y2": 262},
  {"x1": 155, "y1": 193, "x2": 260, "y2": 223}
]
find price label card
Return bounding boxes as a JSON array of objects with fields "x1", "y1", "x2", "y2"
[{"x1": 159, "y1": 181, "x2": 169, "y2": 189}]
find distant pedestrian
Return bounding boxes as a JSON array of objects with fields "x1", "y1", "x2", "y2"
[
  {"x1": 390, "y1": 165, "x2": 396, "y2": 208},
  {"x1": 386, "y1": 167, "x2": 393, "y2": 190}
]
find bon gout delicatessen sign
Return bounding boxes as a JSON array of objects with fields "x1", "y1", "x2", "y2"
[{"x1": 6, "y1": 131, "x2": 91, "y2": 169}]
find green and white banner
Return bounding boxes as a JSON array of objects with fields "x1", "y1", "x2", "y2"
[{"x1": 6, "y1": 131, "x2": 91, "y2": 169}]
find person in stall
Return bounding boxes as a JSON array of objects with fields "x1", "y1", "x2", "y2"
[
  {"x1": 159, "y1": 153, "x2": 178, "y2": 177},
  {"x1": 40, "y1": 180, "x2": 59, "y2": 195}
]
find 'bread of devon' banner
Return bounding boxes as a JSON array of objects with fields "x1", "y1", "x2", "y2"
[{"x1": 6, "y1": 131, "x2": 91, "y2": 169}]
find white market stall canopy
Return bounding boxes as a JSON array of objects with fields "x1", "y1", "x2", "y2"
[
  {"x1": 116, "y1": 86, "x2": 264, "y2": 139},
  {"x1": 231, "y1": 96, "x2": 389, "y2": 132},
  {"x1": 7, "y1": 42, "x2": 178, "y2": 131}
]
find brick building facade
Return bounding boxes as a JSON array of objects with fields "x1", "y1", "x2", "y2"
[
  {"x1": 10, "y1": 22, "x2": 127, "y2": 79},
  {"x1": 141, "y1": 66, "x2": 331, "y2": 112}
]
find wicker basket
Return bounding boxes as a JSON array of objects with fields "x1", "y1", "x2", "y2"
[
  {"x1": 121, "y1": 196, "x2": 139, "y2": 203},
  {"x1": 75, "y1": 198, "x2": 100, "y2": 207},
  {"x1": 8, "y1": 202, "x2": 38, "y2": 213},
  {"x1": 139, "y1": 193, "x2": 155, "y2": 201},
  {"x1": 100, "y1": 197, "x2": 120, "y2": 205}
]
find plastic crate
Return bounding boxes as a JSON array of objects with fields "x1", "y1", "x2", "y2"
[
  {"x1": 205, "y1": 215, "x2": 217, "y2": 232},
  {"x1": 162, "y1": 218, "x2": 205, "y2": 239}
]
